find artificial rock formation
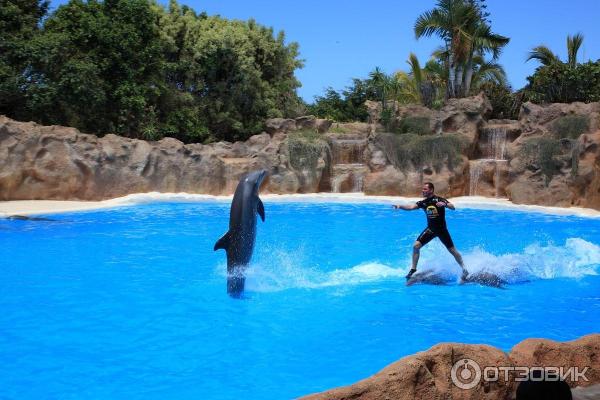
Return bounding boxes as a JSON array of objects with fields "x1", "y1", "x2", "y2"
[
  {"x1": 0, "y1": 116, "x2": 331, "y2": 200},
  {"x1": 1, "y1": 95, "x2": 600, "y2": 209},
  {"x1": 302, "y1": 334, "x2": 600, "y2": 400}
]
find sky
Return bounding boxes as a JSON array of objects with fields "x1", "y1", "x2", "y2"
[{"x1": 48, "y1": 0, "x2": 600, "y2": 103}]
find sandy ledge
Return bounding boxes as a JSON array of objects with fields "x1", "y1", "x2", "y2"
[{"x1": 1, "y1": 192, "x2": 600, "y2": 218}]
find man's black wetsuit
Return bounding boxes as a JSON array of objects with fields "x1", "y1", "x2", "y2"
[{"x1": 415, "y1": 196, "x2": 454, "y2": 249}]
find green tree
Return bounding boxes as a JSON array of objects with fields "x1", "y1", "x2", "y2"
[
  {"x1": 524, "y1": 60, "x2": 600, "y2": 103},
  {"x1": 527, "y1": 33, "x2": 584, "y2": 68},
  {"x1": 28, "y1": 0, "x2": 167, "y2": 136},
  {"x1": 3, "y1": 0, "x2": 304, "y2": 143},
  {"x1": 185, "y1": 16, "x2": 303, "y2": 141},
  {"x1": 414, "y1": 0, "x2": 508, "y2": 98},
  {"x1": 368, "y1": 66, "x2": 389, "y2": 110},
  {"x1": 308, "y1": 78, "x2": 375, "y2": 122},
  {"x1": 0, "y1": 0, "x2": 49, "y2": 119}
]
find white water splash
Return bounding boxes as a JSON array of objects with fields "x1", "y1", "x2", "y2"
[{"x1": 221, "y1": 238, "x2": 600, "y2": 292}]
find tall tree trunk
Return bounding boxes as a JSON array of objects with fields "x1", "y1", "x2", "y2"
[
  {"x1": 455, "y1": 64, "x2": 464, "y2": 98},
  {"x1": 463, "y1": 57, "x2": 474, "y2": 97},
  {"x1": 448, "y1": 53, "x2": 456, "y2": 98}
]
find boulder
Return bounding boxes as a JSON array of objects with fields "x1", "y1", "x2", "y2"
[
  {"x1": 302, "y1": 334, "x2": 600, "y2": 400},
  {"x1": 302, "y1": 343, "x2": 515, "y2": 400}
]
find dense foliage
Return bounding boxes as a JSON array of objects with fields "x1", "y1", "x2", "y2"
[
  {"x1": 479, "y1": 81, "x2": 520, "y2": 119},
  {"x1": 519, "y1": 137, "x2": 564, "y2": 185},
  {"x1": 374, "y1": 132, "x2": 464, "y2": 172},
  {"x1": 307, "y1": 79, "x2": 377, "y2": 122},
  {"x1": 523, "y1": 61, "x2": 600, "y2": 104},
  {"x1": 0, "y1": 0, "x2": 48, "y2": 120},
  {"x1": 550, "y1": 115, "x2": 590, "y2": 139},
  {"x1": 0, "y1": 0, "x2": 304, "y2": 142}
]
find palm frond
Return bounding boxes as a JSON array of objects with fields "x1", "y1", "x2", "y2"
[
  {"x1": 567, "y1": 32, "x2": 584, "y2": 67},
  {"x1": 526, "y1": 45, "x2": 560, "y2": 66},
  {"x1": 407, "y1": 52, "x2": 423, "y2": 87},
  {"x1": 471, "y1": 60, "x2": 507, "y2": 88}
]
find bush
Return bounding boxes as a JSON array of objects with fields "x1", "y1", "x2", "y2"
[
  {"x1": 519, "y1": 137, "x2": 563, "y2": 185},
  {"x1": 380, "y1": 107, "x2": 394, "y2": 131},
  {"x1": 287, "y1": 130, "x2": 328, "y2": 170},
  {"x1": 524, "y1": 61, "x2": 600, "y2": 104},
  {"x1": 395, "y1": 116, "x2": 432, "y2": 135},
  {"x1": 374, "y1": 132, "x2": 464, "y2": 172},
  {"x1": 328, "y1": 125, "x2": 350, "y2": 134},
  {"x1": 479, "y1": 81, "x2": 521, "y2": 120},
  {"x1": 308, "y1": 78, "x2": 378, "y2": 122},
  {"x1": 550, "y1": 115, "x2": 589, "y2": 139},
  {"x1": 0, "y1": 0, "x2": 304, "y2": 143}
]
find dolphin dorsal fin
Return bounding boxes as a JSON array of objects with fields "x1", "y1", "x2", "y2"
[
  {"x1": 214, "y1": 232, "x2": 231, "y2": 251},
  {"x1": 257, "y1": 198, "x2": 265, "y2": 222}
]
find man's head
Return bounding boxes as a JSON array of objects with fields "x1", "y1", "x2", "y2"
[{"x1": 422, "y1": 182, "x2": 435, "y2": 198}]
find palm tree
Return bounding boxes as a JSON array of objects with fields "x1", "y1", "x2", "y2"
[
  {"x1": 462, "y1": 22, "x2": 509, "y2": 96},
  {"x1": 567, "y1": 33, "x2": 584, "y2": 67},
  {"x1": 469, "y1": 56, "x2": 507, "y2": 90},
  {"x1": 414, "y1": 0, "x2": 476, "y2": 97},
  {"x1": 526, "y1": 46, "x2": 560, "y2": 66},
  {"x1": 405, "y1": 53, "x2": 445, "y2": 107},
  {"x1": 414, "y1": 0, "x2": 508, "y2": 98},
  {"x1": 527, "y1": 33, "x2": 584, "y2": 68},
  {"x1": 369, "y1": 67, "x2": 388, "y2": 109}
]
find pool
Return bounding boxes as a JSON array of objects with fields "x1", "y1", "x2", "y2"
[{"x1": 1, "y1": 200, "x2": 599, "y2": 399}]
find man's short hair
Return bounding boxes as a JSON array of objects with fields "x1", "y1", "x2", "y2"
[{"x1": 424, "y1": 182, "x2": 434, "y2": 191}]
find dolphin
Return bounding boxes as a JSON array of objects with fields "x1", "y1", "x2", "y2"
[
  {"x1": 461, "y1": 271, "x2": 506, "y2": 288},
  {"x1": 214, "y1": 170, "x2": 266, "y2": 297},
  {"x1": 6, "y1": 215, "x2": 55, "y2": 221},
  {"x1": 406, "y1": 269, "x2": 451, "y2": 286}
]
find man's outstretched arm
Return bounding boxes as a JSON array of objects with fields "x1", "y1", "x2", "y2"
[{"x1": 393, "y1": 204, "x2": 419, "y2": 211}]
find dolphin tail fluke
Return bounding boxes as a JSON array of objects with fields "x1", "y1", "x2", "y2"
[
  {"x1": 257, "y1": 198, "x2": 265, "y2": 221},
  {"x1": 214, "y1": 232, "x2": 231, "y2": 251}
]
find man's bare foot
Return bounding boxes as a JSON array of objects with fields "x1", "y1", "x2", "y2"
[
  {"x1": 460, "y1": 269, "x2": 469, "y2": 283},
  {"x1": 405, "y1": 268, "x2": 417, "y2": 280}
]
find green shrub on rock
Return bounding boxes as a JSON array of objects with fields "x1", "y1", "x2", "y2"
[
  {"x1": 519, "y1": 137, "x2": 563, "y2": 185},
  {"x1": 395, "y1": 116, "x2": 432, "y2": 135},
  {"x1": 287, "y1": 130, "x2": 328, "y2": 170},
  {"x1": 524, "y1": 61, "x2": 600, "y2": 104},
  {"x1": 374, "y1": 132, "x2": 464, "y2": 172},
  {"x1": 550, "y1": 115, "x2": 590, "y2": 139}
]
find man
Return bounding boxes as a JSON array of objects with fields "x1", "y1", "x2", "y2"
[{"x1": 393, "y1": 182, "x2": 468, "y2": 281}]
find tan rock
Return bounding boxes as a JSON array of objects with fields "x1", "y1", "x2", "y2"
[
  {"x1": 303, "y1": 343, "x2": 515, "y2": 400},
  {"x1": 302, "y1": 335, "x2": 600, "y2": 400},
  {"x1": 265, "y1": 118, "x2": 296, "y2": 134},
  {"x1": 509, "y1": 334, "x2": 600, "y2": 389}
]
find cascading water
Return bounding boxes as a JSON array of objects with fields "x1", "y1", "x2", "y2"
[
  {"x1": 486, "y1": 127, "x2": 507, "y2": 160},
  {"x1": 469, "y1": 126, "x2": 508, "y2": 197},
  {"x1": 469, "y1": 159, "x2": 490, "y2": 196},
  {"x1": 328, "y1": 135, "x2": 368, "y2": 193}
]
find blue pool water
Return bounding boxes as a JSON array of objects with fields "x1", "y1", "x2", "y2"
[{"x1": 1, "y1": 200, "x2": 600, "y2": 399}]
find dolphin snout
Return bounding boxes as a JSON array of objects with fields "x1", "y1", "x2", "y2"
[{"x1": 256, "y1": 169, "x2": 267, "y2": 186}]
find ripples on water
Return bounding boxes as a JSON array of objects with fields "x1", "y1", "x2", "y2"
[{"x1": 1, "y1": 202, "x2": 599, "y2": 399}]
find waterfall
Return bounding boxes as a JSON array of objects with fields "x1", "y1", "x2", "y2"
[
  {"x1": 486, "y1": 128, "x2": 507, "y2": 160},
  {"x1": 469, "y1": 126, "x2": 509, "y2": 197},
  {"x1": 328, "y1": 135, "x2": 369, "y2": 193},
  {"x1": 331, "y1": 164, "x2": 368, "y2": 193},
  {"x1": 469, "y1": 159, "x2": 491, "y2": 196},
  {"x1": 331, "y1": 139, "x2": 367, "y2": 164}
]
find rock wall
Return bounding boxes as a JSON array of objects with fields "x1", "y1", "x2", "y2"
[
  {"x1": 505, "y1": 102, "x2": 600, "y2": 209},
  {"x1": 2, "y1": 95, "x2": 600, "y2": 210},
  {"x1": 302, "y1": 334, "x2": 600, "y2": 400},
  {"x1": 0, "y1": 116, "x2": 331, "y2": 200}
]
